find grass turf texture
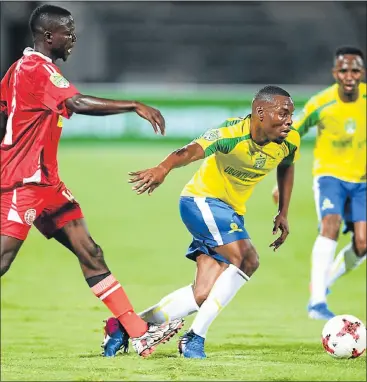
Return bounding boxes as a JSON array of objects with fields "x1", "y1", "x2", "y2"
[{"x1": 1, "y1": 143, "x2": 366, "y2": 381}]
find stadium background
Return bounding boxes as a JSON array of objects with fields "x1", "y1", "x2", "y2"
[{"x1": 1, "y1": 1, "x2": 366, "y2": 381}]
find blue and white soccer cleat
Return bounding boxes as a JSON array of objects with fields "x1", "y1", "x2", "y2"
[
  {"x1": 178, "y1": 330, "x2": 206, "y2": 359},
  {"x1": 308, "y1": 302, "x2": 335, "y2": 320},
  {"x1": 101, "y1": 317, "x2": 129, "y2": 357}
]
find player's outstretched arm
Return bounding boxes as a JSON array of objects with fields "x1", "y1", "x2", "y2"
[
  {"x1": 65, "y1": 95, "x2": 165, "y2": 135},
  {"x1": 269, "y1": 163, "x2": 294, "y2": 251},
  {"x1": 128, "y1": 142, "x2": 205, "y2": 195}
]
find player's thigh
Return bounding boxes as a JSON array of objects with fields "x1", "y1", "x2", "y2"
[
  {"x1": 214, "y1": 238, "x2": 259, "y2": 275},
  {"x1": 193, "y1": 254, "x2": 228, "y2": 304},
  {"x1": 313, "y1": 176, "x2": 345, "y2": 238},
  {"x1": 34, "y1": 182, "x2": 84, "y2": 240}
]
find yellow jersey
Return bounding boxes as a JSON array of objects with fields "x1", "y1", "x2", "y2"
[
  {"x1": 293, "y1": 82, "x2": 366, "y2": 182},
  {"x1": 181, "y1": 116, "x2": 301, "y2": 215}
]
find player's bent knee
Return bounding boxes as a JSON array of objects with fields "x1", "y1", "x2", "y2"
[
  {"x1": 0, "y1": 262, "x2": 11, "y2": 276},
  {"x1": 240, "y1": 252, "x2": 259, "y2": 277},
  {"x1": 320, "y1": 215, "x2": 342, "y2": 240},
  {"x1": 0, "y1": 250, "x2": 17, "y2": 276}
]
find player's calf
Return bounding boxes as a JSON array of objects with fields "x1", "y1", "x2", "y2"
[
  {"x1": 193, "y1": 254, "x2": 228, "y2": 306},
  {"x1": 320, "y1": 215, "x2": 342, "y2": 241},
  {"x1": 74, "y1": 237, "x2": 110, "y2": 277},
  {"x1": 353, "y1": 232, "x2": 367, "y2": 257},
  {"x1": 214, "y1": 239, "x2": 260, "y2": 277},
  {"x1": 239, "y1": 249, "x2": 260, "y2": 277},
  {"x1": 193, "y1": 287, "x2": 211, "y2": 307}
]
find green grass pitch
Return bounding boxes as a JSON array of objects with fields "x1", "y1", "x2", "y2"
[{"x1": 1, "y1": 142, "x2": 366, "y2": 381}]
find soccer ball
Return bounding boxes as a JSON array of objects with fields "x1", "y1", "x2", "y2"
[{"x1": 322, "y1": 314, "x2": 366, "y2": 359}]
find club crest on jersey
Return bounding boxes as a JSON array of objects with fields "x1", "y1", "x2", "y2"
[
  {"x1": 202, "y1": 129, "x2": 221, "y2": 141},
  {"x1": 321, "y1": 198, "x2": 335, "y2": 211},
  {"x1": 228, "y1": 222, "x2": 243, "y2": 233},
  {"x1": 50, "y1": 72, "x2": 70, "y2": 88},
  {"x1": 24, "y1": 209, "x2": 36, "y2": 225},
  {"x1": 344, "y1": 118, "x2": 356, "y2": 134},
  {"x1": 253, "y1": 153, "x2": 266, "y2": 169}
]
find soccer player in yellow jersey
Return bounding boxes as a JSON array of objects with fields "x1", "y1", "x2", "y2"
[
  {"x1": 273, "y1": 47, "x2": 366, "y2": 320},
  {"x1": 111, "y1": 85, "x2": 300, "y2": 359}
]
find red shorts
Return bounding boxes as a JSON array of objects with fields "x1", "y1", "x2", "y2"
[{"x1": 0, "y1": 182, "x2": 84, "y2": 241}]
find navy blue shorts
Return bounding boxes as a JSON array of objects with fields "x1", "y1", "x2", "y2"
[
  {"x1": 313, "y1": 176, "x2": 366, "y2": 233},
  {"x1": 179, "y1": 196, "x2": 250, "y2": 264}
]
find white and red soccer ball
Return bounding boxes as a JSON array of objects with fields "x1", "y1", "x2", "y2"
[{"x1": 322, "y1": 314, "x2": 366, "y2": 359}]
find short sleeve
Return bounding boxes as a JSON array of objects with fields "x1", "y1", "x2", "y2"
[
  {"x1": 292, "y1": 97, "x2": 320, "y2": 137},
  {"x1": 31, "y1": 64, "x2": 80, "y2": 118},
  {"x1": 194, "y1": 128, "x2": 225, "y2": 157},
  {"x1": 193, "y1": 118, "x2": 246, "y2": 157},
  {"x1": 280, "y1": 130, "x2": 301, "y2": 166}
]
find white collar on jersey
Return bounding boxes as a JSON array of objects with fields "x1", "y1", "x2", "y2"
[{"x1": 23, "y1": 47, "x2": 52, "y2": 63}]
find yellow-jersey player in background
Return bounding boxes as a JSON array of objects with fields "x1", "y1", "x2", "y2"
[
  {"x1": 273, "y1": 46, "x2": 366, "y2": 320},
  {"x1": 111, "y1": 85, "x2": 301, "y2": 359}
]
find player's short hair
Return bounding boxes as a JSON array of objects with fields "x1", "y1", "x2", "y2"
[
  {"x1": 29, "y1": 4, "x2": 71, "y2": 36},
  {"x1": 335, "y1": 46, "x2": 364, "y2": 61},
  {"x1": 253, "y1": 85, "x2": 291, "y2": 103}
]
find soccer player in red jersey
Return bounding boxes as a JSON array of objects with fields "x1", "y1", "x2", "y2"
[{"x1": 0, "y1": 4, "x2": 183, "y2": 357}]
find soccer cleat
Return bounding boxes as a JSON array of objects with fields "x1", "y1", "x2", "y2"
[
  {"x1": 308, "y1": 302, "x2": 335, "y2": 320},
  {"x1": 178, "y1": 330, "x2": 206, "y2": 359},
  {"x1": 101, "y1": 317, "x2": 129, "y2": 357},
  {"x1": 131, "y1": 318, "x2": 184, "y2": 357}
]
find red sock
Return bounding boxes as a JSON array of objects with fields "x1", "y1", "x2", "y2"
[{"x1": 91, "y1": 274, "x2": 148, "y2": 337}]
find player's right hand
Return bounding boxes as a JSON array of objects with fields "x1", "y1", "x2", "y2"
[
  {"x1": 269, "y1": 212, "x2": 289, "y2": 251},
  {"x1": 134, "y1": 102, "x2": 166, "y2": 136},
  {"x1": 272, "y1": 185, "x2": 279, "y2": 205},
  {"x1": 128, "y1": 165, "x2": 168, "y2": 195}
]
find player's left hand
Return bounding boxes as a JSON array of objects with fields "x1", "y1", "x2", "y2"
[
  {"x1": 128, "y1": 165, "x2": 168, "y2": 195},
  {"x1": 134, "y1": 102, "x2": 166, "y2": 136},
  {"x1": 269, "y1": 213, "x2": 289, "y2": 251}
]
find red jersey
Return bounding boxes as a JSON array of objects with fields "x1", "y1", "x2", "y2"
[{"x1": 0, "y1": 48, "x2": 79, "y2": 191}]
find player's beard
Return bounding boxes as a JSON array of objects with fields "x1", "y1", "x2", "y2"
[{"x1": 52, "y1": 46, "x2": 68, "y2": 62}]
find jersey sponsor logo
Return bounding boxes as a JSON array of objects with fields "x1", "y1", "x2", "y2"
[
  {"x1": 49, "y1": 72, "x2": 70, "y2": 88},
  {"x1": 228, "y1": 222, "x2": 243, "y2": 233},
  {"x1": 321, "y1": 198, "x2": 335, "y2": 211},
  {"x1": 57, "y1": 116, "x2": 63, "y2": 128},
  {"x1": 344, "y1": 118, "x2": 356, "y2": 134},
  {"x1": 24, "y1": 209, "x2": 36, "y2": 225},
  {"x1": 224, "y1": 166, "x2": 263, "y2": 181},
  {"x1": 202, "y1": 129, "x2": 221, "y2": 141},
  {"x1": 253, "y1": 153, "x2": 267, "y2": 169},
  {"x1": 332, "y1": 139, "x2": 352, "y2": 148}
]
